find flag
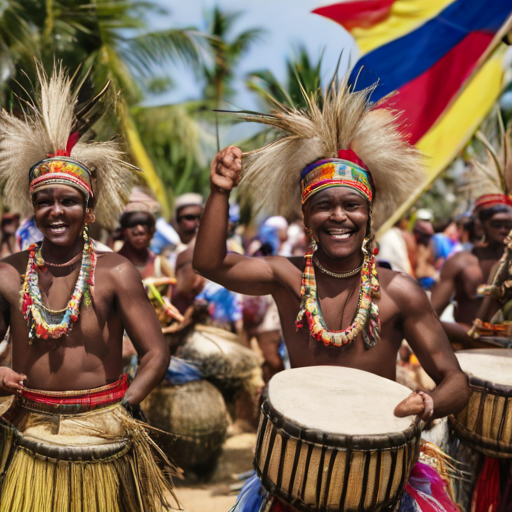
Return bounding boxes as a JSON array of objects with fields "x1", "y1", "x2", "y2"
[{"x1": 313, "y1": 0, "x2": 512, "y2": 231}]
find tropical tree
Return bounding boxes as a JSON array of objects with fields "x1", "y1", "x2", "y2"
[
  {"x1": 202, "y1": 6, "x2": 264, "y2": 108},
  {"x1": 0, "y1": 0, "x2": 207, "y2": 217}
]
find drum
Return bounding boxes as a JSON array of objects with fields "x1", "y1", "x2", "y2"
[
  {"x1": 179, "y1": 324, "x2": 261, "y2": 393},
  {"x1": 143, "y1": 379, "x2": 229, "y2": 475},
  {"x1": 450, "y1": 348, "x2": 512, "y2": 458},
  {"x1": 255, "y1": 366, "x2": 421, "y2": 512}
]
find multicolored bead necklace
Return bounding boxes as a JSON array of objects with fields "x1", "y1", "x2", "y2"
[
  {"x1": 20, "y1": 229, "x2": 96, "y2": 343},
  {"x1": 296, "y1": 241, "x2": 381, "y2": 348}
]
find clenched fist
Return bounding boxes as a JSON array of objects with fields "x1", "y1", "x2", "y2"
[
  {"x1": 0, "y1": 367, "x2": 27, "y2": 394},
  {"x1": 394, "y1": 391, "x2": 434, "y2": 422},
  {"x1": 210, "y1": 146, "x2": 242, "y2": 193}
]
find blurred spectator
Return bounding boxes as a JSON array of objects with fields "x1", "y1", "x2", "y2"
[
  {"x1": 248, "y1": 216, "x2": 288, "y2": 256},
  {"x1": 117, "y1": 203, "x2": 172, "y2": 279},
  {"x1": 0, "y1": 213, "x2": 20, "y2": 258},
  {"x1": 429, "y1": 219, "x2": 462, "y2": 270},
  {"x1": 16, "y1": 216, "x2": 42, "y2": 251},
  {"x1": 376, "y1": 218, "x2": 414, "y2": 274},
  {"x1": 413, "y1": 217, "x2": 438, "y2": 290}
]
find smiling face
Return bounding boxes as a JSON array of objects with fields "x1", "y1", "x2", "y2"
[
  {"x1": 303, "y1": 187, "x2": 369, "y2": 260},
  {"x1": 32, "y1": 185, "x2": 88, "y2": 246}
]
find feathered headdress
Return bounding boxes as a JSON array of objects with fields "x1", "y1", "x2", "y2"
[
  {"x1": 238, "y1": 78, "x2": 425, "y2": 230},
  {"x1": 0, "y1": 64, "x2": 137, "y2": 229},
  {"x1": 470, "y1": 122, "x2": 512, "y2": 211}
]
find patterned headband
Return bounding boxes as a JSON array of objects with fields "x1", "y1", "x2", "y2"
[
  {"x1": 300, "y1": 149, "x2": 373, "y2": 205},
  {"x1": 29, "y1": 157, "x2": 93, "y2": 199},
  {"x1": 474, "y1": 194, "x2": 512, "y2": 211}
]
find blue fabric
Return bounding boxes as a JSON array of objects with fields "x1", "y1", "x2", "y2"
[
  {"x1": 431, "y1": 234, "x2": 457, "y2": 261},
  {"x1": 164, "y1": 357, "x2": 203, "y2": 385},
  {"x1": 349, "y1": 0, "x2": 512, "y2": 98},
  {"x1": 231, "y1": 474, "x2": 266, "y2": 512},
  {"x1": 256, "y1": 224, "x2": 280, "y2": 256},
  {"x1": 197, "y1": 281, "x2": 242, "y2": 324},
  {"x1": 418, "y1": 276, "x2": 436, "y2": 291}
]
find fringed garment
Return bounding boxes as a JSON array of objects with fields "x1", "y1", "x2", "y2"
[{"x1": 0, "y1": 375, "x2": 180, "y2": 512}]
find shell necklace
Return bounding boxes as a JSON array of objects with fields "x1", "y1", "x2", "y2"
[{"x1": 296, "y1": 245, "x2": 381, "y2": 348}]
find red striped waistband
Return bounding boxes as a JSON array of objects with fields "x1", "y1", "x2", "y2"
[{"x1": 17, "y1": 374, "x2": 129, "y2": 414}]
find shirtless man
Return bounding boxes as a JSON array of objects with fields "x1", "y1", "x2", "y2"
[
  {"x1": 431, "y1": 197, "x2": 512, "y2": 347},
  {"x1": 194, "y1": 147, "x2": 469, "y2": 421},
  {"x1": 0, "y1": 66, "x2": 175, "y2": 512}
]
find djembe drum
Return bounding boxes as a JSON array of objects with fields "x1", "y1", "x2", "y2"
[
  {"x1": 255, "y1": 366, "x2": 421, "y2": 512},
  {"x1": 179, "y1": 324, "x2": 261, "y2": 392},
  {"x1": 450, "y1": 348, "x2": 512, "y2": 458}
]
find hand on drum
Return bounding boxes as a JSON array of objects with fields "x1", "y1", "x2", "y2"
[
  {"x1": 210, "y1": 146, "x2": 242, "y2": 193},
  {"x1": 0, "y1": 367, "x2": 27, "y2": 394},
  {"x1": 394, "y1": 391, "x2": 434, "y2": 422}
]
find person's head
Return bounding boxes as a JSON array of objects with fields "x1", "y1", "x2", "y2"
[
  {"x1": 173, "y1": 193, "x2": 203, "y2": 244},
  {"x1": 301, "y1": 151, "x2": 372, "y2": 260},
  {"x1": 413, "y1": 220, "x2": 434, "y2": 246},
  {"x1": 1, "y1": 213, "x2": 19, "y2": 235},
  {"x1": 30, "y1": 157, "x2": 95, "y2": 247},
  {"x1": 474, "y1": 194, "x2": 512, "y2": 246},
  {"x1": 120, "y1": 206, "x2": 156, "y2": 251}
]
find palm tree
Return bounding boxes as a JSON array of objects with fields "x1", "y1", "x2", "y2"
[
  {"x1": 202, "y1": 6, "x2": 264, "y2": 109},
  {"x1": 0, "y1": 0, "x2": 207, "y2": 217},
  {"x1": 246, "y1": 46, "x2": 324, "y2": 111}
]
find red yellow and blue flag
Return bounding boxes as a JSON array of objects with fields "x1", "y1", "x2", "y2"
[{"x1": 313, "y1": 0, "x2": 512, "y2": 230}]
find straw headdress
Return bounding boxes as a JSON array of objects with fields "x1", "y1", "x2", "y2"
[
  {"x1": 0, "y1": 64, "x2": 137, "y2": 229},
  {"x1": 469, "y1": 121, "x2": 512, "y2": 204},
  {"x1": 239, "y1": 78, "x2": 425, "y2": 230}
]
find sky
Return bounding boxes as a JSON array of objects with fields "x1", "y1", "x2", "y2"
[{"x1": 149, "y1": 0, "x2": 357, "y2": 111}]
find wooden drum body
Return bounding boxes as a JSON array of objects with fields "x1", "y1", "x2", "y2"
[
  {"x1": 254, "y1": 367, "x2": 421, "y2": 512},
  {"x1": 450, "y1": 349, "x2": 512, "y2": 458}
]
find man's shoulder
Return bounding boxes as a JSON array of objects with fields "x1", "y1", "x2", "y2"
[
  {"x1": 0, "y1": 250, "x2": 30, "y2": 278},
  {"x1": 441, "y1": 250, "x2": 479, "y2": 277},
  {"x1": 378, "y1": 267, "x2": 427, "y2": 307}
]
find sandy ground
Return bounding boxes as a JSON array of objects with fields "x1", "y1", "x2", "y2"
[{"x1": 175, "y1": 432, "x2": 257, "y2": 512}]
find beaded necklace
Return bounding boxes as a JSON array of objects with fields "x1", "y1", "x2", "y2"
[
  {"x1": 20, "y1": 231, "x2": 96, "y2": 343},
  {"x1": 296, "y1": 244, "x2": 381, "y2": 348}
]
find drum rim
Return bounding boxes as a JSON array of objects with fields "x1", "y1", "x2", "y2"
[
  {"x1": 466, "y1": 374, "x2": 512, "y2": 396},
  {"x1": 262, "y1": 398, "x2": 420, "y2": 451},
  {"x1": 449, "y1": 414, "x2": 512, "y2": 457}
]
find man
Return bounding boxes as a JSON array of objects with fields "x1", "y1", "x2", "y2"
[
  {"x1": 0, "y1": 66, "x2": 177, "y2": 511},
  {"x1": 151, "y1": 193, "x2": 203, "y2": 257},
  {"x1": 118, "y1": 202, "x2": 173, "y2": 279},
  {"x1": 431, "y1": 195, "x2": 512, "y2": 348},
  {"x1": 193, "y1": 82, "x2": 469, "y2": 511}
]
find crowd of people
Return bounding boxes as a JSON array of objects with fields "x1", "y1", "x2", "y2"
[{"x1": 0, "y1": 63, "x2": 511, "y2": 512}]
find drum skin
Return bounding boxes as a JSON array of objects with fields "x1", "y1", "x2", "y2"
[
  {"x1": 451, "y1": 349, "x2": 512, "y2": 458},
  {"x1": 143, "y1": 380, "x2": 229, "y2": 471}
]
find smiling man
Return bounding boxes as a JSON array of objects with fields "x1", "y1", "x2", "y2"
[
  {"x1": 0, "y1": 67, "x2": 178, "y2": 511},
  {"x1": 193, "y1": 82, "x2": 470, "y2": 512}
]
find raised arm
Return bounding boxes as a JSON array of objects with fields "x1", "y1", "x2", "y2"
[
  {"x1": 391, "y1": 273, "x2": 470, "y2": 419},
  {"x1": 193, "y1": 146, "x2": 280, "y2": 296},
  {"x1": 113, "y1": 259, "x2": 170, "y2": 405}
]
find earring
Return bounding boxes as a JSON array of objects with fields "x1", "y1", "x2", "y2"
[{"x1": 304, "y1": 226, "x2": 318, "y2": 251}]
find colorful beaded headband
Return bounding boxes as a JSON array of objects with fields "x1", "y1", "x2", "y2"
[
  {"x1": 474, "y1": 194, "x2": 512, "y2": 210},
  {"x1": 300, "y1": 149, "x2": 373, "y2": 206},
  {"x1": 29, "y1": 156, "x2": 93, "y2": 199}
]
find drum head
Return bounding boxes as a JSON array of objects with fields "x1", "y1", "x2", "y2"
[
  {"x1": 268, "y1": 366, "x2": 414, "y2": 436},
  {"x1": 456, "y1": 349, "x2": 512, "y2": 386}
]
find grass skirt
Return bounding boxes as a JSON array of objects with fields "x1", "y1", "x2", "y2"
[{"x1": 0, "y1": 378, "x2": 180, "y2": 512}]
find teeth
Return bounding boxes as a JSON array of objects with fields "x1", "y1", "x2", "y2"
[{"x1": 331, "y1": 233, "x2": 351, "y2": 239}]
